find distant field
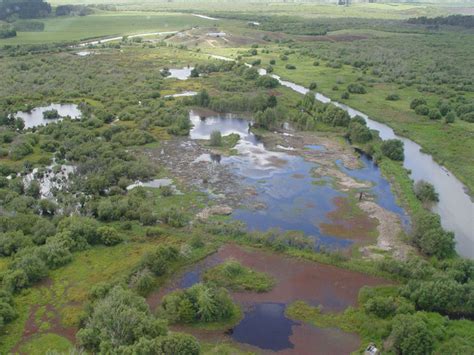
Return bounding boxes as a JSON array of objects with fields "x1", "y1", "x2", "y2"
[
  {"x1": 47, "y1": 1, "x2": 466, "y2": 19},
  {"x1": 0, "y1": 11, "x2": 213, "y2": 44}
]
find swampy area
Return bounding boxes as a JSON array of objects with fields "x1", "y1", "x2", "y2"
[{"x1": 0, "y1": 2, "x2": 474, "y2": 354}]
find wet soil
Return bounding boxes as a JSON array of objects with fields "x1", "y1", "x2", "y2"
[{"x1": 320, "y1": 196, "x2": 378, "y2": 242}]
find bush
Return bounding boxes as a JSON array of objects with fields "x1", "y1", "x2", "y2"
[
  {"x1": 129, "y1": 268, "x2": 155, "y2": 296},
  {"x1": 269, "y1": 59, "x2": 276, "y2": 65},
  {"x1": 209, "y1": 130, "x2": 222, "y2": 147},
  {"x1": 415, "y1": 105, "x2": 430, "y2": 116},
  {"x1": 160, "y1": 283, "x2": 235, "y2": 324},
  {"x1": 390, "y1": 314, "x2": 434, "y2": 355},
  {"x1": 428, "y1": 109, "x2": 442, "y2": 120},
  {"x1": 285, "y1": 64, "x2": 296, "y2": 70},
  {"x1": 309, "y1": 82, "x2": 318, "y2": 90},
  {"x1": 348, "y1": 121, "x2": 372, "y2": 143},
  {"x1": 9, "y1": 141, "x2": 33, "y2": 160},
  {"x1": 381, "y1": 139, "x2": 404, "y2": 161},
  {"x1": 445, "y1": 111, "x2": 456, "y2": 123},
  {"x1": 347, "y1": 83, "x2": 366, "y2": 94},
  {"x1": 140, "y1": 246, "x2": 179, "y2": 276},
  {"x1": 412, "y1": 213, "x2": 455, "y2": 259},
  {"x1": 256, "y1": 75, "x2": 280, "y2": 89},
  {"x1": 97, "y1": 226, "x2": 123, "y2": 246},
  {"x1": 341, "y1": 91, "x2": 350, "y2": 100},
  {"x1": 410, "y1": 98, "x2": 427, "y2": 109},
  {"x1": 77, "y1": 286, "x2": 167, "y2": 351},
  {"x1": 160, "y1": 208, "x2": 188, "y2": 228},
  {"x1": 386, "y1": 93, "x2": 400, "y2": 101},
  {"x1": 414, "y1": 180, "x2": 439, "y2": 203},
  {"x1": 43, "y1": 109, "x2": 60, "y2": 120},
  {"x1": 364, "y1": 296, "x2": 397, "y2": 318},
  {"x1": 461, "y1": 112, "x2": 474, "y2": 122},
  {"x1": 157, "y1": 333, "x2": 200, "y2": 355}
]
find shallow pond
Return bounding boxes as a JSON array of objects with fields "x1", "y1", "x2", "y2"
[
  {"x1": 189, "y1": 110, "x2": 406, "y2": 249},
  {"x1": 151, "y1": 244, "x2": 382, "y2": 354},
  {"x1": 15, "y1": 104, "x2": 81, "y2": 129}
]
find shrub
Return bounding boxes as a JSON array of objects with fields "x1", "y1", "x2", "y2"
[
  {"x1": 313, "y1": 61, "x2": 320, "y2": 66},
  {"x1": 140, "y1": 246, "x2": 179, "y2": 276},
  {"x1": 381, "y1": 139, "x2": 404, "y2": 161},
  {"x1": 410, "y1": 98, "x2": 427, "y2": 109},
  {"x1": 348, "y1": 121, "x2": 372, "y2": 143},
  {"x1": 160, "y1": 283, "x2": 235, "y2": 324},
  {"x1": 347, "y1": 83, "x2": 366, "y2": 94},
  {"x1": 190, "y1": 68, "x2": 199, "y2": 78},
  {"x1": 269, "y1": 59, "x2": 276, "y2": 65},
  {"x1": 309, "y1": 82, "x2": 318, "y2": 90},
  {"x1": 341, "y1": 91, "x2": 350, "y2": 99},
  {"x1": 364, "y1": 296, "x2": 397, "y2": 318},
  {"x1": 97, "y1": 226, "x2": 123, "y2": 246},
  {"x1": 77, "y1": 286, "x2": 167, "y2": 351},
  {"x1": 209, "y1": 130, "x2": 222, "y2": 146},
  {"x1": 35, "y1": 242, "x2": 72, "y2": 269},
  {"x1": 415, "y1": 105, "x2": 430, "y2": 116},
  {"x1": 414, "y1": 180, "x2": 439, "y2": 203},
  {"x1": 428, "y1": 109, "x2": 442, "y2": 120},
  {"x1": 159, "y1": 185, "x2": 173, "y2": 197},
  {"x1": 9, "y1": 141, "x2": 33, "y2": 160},
  {"x1": 285, "y1": 64, "x2": 296, "y2": 70},
  {"x1": 461, "y1": 112, "x2": 474, "y2": 122},
  {"x1": 203, "y1": 259, "x2": 274, "y2": 292},
  {"x1": 445, "y1": 111, "x2": 456, "y2": 123},
  {"x1": 412, "y1": 213, "x2": 455, "y2": 259},
  {"x1": 156, "y1": 333, "x2": 200, "y2": 355},
  {"x1": 390, "y1": 314, "x2": 434, "y2": 355},
  {"x1": 386, "y1": 93, "x2": 400, "y2": 101},
  {"x1": 129, "y1": 268, "x2": 155, "y2": 296},
  {"x1": 160, "y1": 208, "x2": 188, "y2": 228},
  {"x1": 256, "y1": 75, "x2": 279, "y2": 88},
  {"x1": 43, "y1": 109, "x2": 60, "y2": 119}
]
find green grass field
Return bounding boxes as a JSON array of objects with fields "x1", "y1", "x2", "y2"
[{"x1": 0, "y1": 11, "x2": 213, "y2": 44}]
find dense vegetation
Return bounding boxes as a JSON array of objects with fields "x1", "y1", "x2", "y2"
[
  {"x1": 0, "y1": 4, "x2": 473, "y2": 354},
  {"x1": 0, "y1": 0, "x2": 51, "y2": 21}
]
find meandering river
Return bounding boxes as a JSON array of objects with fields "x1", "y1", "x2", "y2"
[{"x1": 258, "y1": 70, "x2": 474, "y2": 258}]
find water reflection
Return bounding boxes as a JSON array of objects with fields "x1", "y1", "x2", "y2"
[
  {"x1": 231, "y1": 303, "x2": 297, "y2": 351},
  {"x1": 189, "y1": 110, "x2": 407, "y2": 250}
]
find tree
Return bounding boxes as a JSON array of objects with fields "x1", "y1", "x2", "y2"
[
  {"x1": 381, "y1": 139, "x2": 404, "y2": 161},
  {"x1": 390, "y1": 314, "x2": 433, "y2": 355}
]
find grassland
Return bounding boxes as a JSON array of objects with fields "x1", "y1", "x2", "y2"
[{"x1": 0, "y1": 11, "x2": 211, "y2": 44}]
